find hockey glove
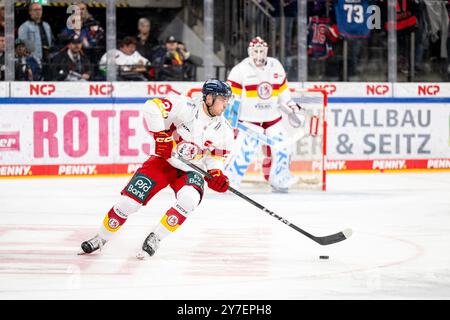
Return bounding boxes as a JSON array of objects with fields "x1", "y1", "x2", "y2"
[
  {"x1": 286, "y1": 103, "x2": 306, "y2": 128},
  {"x1": 153, "y1": 131, "x2": 174, "y2": 159},
  {"x1": 205, "y1": 169, "x2": 229, "y2": 193}
]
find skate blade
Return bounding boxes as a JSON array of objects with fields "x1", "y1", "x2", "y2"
[
  {"x1": 77, "y1": 250, "x2": 89, "y2": 256},
  {"x1": 136, "y1": 250, "x2": 149, "y2": 260}
]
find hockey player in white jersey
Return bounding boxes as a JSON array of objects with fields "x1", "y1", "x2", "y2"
[
  {"x1": 224, "y1": 36, "x2": 305, "y2": 192},
  {"x1": 80, "y1": 79, "x2": 234, "y2": 258}
]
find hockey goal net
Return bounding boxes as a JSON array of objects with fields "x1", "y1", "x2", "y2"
[{"x1": 186, "y1": 87, "x2": 328, "y2": 191}]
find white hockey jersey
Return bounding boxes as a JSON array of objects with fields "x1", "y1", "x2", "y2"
[
  {"x1": 227, "y1": 57, "x2": 293, "y2": 123},
  {"x1": 142, "y1": 93, "x2": 234, "y2": 172}
]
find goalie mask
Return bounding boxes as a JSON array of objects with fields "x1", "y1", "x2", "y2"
[{"x1": 248, "y1": 36, "x2": 268, "y2": 67}]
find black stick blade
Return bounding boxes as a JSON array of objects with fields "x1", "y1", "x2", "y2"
[{"x1": 315, "y1": 228, "x2": 353, "y2": 246}]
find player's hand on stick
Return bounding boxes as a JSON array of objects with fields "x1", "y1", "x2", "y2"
[
  {"x1": 205, "y1": 169, "x2": 229, "y2": 193},
  {"x1": 153, "y1": 131, "x2": 174, "y2": 159}
]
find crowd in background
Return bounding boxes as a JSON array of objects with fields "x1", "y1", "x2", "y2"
[
  {"x1": 0, "y1": 0, "x2": 449, "y2": 82},
  {"x1": 0, "y1": 1, "x2": 200, "y2": 82}
]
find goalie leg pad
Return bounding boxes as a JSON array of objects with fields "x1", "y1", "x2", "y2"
[
  {"x1": 224, "y1": 123, "x2": 262, "y2": 187},
  {"x1": 265, "y1": 123, "x2": 298, "y2": 190}
]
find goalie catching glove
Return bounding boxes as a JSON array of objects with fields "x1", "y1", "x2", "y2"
[
  {"x1": 153, "y1": 131, "x2": 175, "y2": 159},
  {"x1": 205, "y1": 169, "x2": 229, "y2": 193}
]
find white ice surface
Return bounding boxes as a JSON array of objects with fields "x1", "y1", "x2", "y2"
[{"x1": 0, "y1": 172, "x2": 449, "y2": 299}]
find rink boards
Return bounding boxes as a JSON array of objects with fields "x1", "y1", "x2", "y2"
[{"x1": 0, "y1": 81, "x2": 449, "y2": 177}]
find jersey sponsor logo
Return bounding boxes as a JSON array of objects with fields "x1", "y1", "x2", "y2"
[
  {"x1": 255, "y1": 103, "x2": 271, "y2": 110},
  {"x1": 124, "y1": 172, "x2": 155, "y2": 203},
  {"x1": 177, "y1": 141, "x2": 201, "y2": 160},
  {"x1": 257, "y1": 82, "x2": 273, "y2": 99},
  {"x1": 187, "y1": 171, "x2": 204, "y2": 189}
]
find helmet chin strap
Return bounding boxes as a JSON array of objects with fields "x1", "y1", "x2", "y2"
[{"x1": 204, "y1": 95, "x2": 217, "y2": 117}]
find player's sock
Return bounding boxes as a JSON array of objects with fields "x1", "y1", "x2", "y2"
[
  {"x1": 153, "y1": 207, "x2": 187, "y2": 240},
  {"x1": 98, "y1": 206, "x2": 128, "y2": 240}
]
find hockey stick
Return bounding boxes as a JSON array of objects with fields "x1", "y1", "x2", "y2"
[
  {"x1": 236, "y1": 121, "x2": 307, "y2": 150},
  {"x1": 176, "y1": 155, "x2": 352, "y2": 246}
]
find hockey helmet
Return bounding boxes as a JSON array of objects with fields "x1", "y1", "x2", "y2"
[
  {"x1": 248, "y1": 36, "x2": 268, "y2": 67},
  {"x1": 202, "y1": 78, "x2": 232, "y2": 102},
  {"x1": 202, "y1": 79, "x2": 233, "y2": 117}
]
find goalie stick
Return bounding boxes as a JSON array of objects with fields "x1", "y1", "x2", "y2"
[
  {"x1": 176, "y1": 155, "x2": 352, "y2": 246},
  {"x1": 236, "y1": 121, "x2": 307, "y2": 151}
]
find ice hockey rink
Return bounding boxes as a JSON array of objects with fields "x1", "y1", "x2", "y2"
[{"x1": 0, "y1": 171, "x2": 449, "y2": 300}]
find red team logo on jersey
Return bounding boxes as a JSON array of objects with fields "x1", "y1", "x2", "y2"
[
  {"x1": 257, "y1": 82, "x2": 273, "y2": 100},
  {"x1": 108, "y1": 218, "x2": 120, "y2": 229},
  {"x1": 154, "y1": 98, "x2": 173, "y2": 119},
  {"x1": 177, "y1": 141, "x2": 200, "y2": 160},
  {"x1": 167, "y1": 214, "x2": 179, "y2": 227}
]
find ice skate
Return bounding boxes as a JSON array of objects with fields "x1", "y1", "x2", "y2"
[
  {"x1": 136, "y1": 232, "x2": 160, "y2": 260},
  {"x1": 79, "y1": 234, "x2": 107, "y2": 255},
  {"x1": 270, "y1": 173, "x2": 299, "y2": 193}
]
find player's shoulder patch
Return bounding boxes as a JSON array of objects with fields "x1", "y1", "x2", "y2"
[{"x1": 148, "y1": 97, "x2": 173, "y2": 119}]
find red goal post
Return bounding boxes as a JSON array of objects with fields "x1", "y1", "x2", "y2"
[{"x1": 186, "y1": 87, "x2": 328, "y2": 191}]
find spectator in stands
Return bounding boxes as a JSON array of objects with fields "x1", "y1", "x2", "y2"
[
  {"x1": 17, "y1": 3, "x2": 54, "y2": 73},
  {"x1": 99, "y1": 36, "x2": 150, "y2": 81},
  {"x1": 15, "y1": 41, "x2": 41, "y2": 81},
  {"x1": 51, "y1": 34, "x2": 92, "y2": 81},
  {"x1": 0, "y1": 33, "x2": 4, "y2": 80},
  {"x1": 76, "y1": 2, "x2": 97, "y2": 27},
  {"x1": 0, "y1": 6, "x2": 5, "y2": 34},
  {"x1": 58, "y1": 17, "x2": 90, "y2": 51},
  {"x1": 136, "y1": 17, "x2": 159, "y2": 62},
  {"x1": 177, "y1": 41, "x2": 202, "y2": 80},
  {"x1": 153, "y1": 35, "x2": 187, "y2": 80}
]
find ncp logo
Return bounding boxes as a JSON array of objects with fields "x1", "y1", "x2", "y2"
[
  {"x1": 0, "y1": 132, "x2": 20, "y2": 151},
  {"x1": 312, "y1": 84, "x2": 337, "y2": 95},
  {"x1": 29, "y1": 84, "x2": 56, "y2": 96},
  {"x1": 418, "y1": 85, "x2": 440, "y2": 96},
  {"x1": 367, "y1": 84, "x2": 389, "y2": 95},
  {"x1": 147, "y1": 83, "x2": 178, "y2": 95},
  {"x1": 89, "y1": 84, "x2": 114, "y2": 96}
]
